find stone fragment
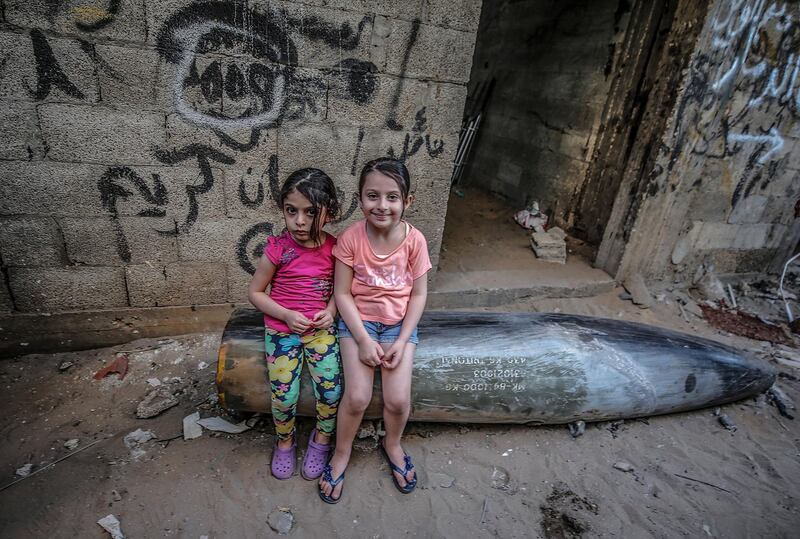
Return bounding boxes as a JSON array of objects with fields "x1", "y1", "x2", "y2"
[
  {"x1": 623, "y1": 273, "x2": 653, "y2": 309},
  {"x1": 64, "y1": 438, "x2": 79, "y2": 450},
  {"x1": 15, "y1": 463, "x2": 33, "y2": 477},
  {"x1": 96, "y1": 514, "x2": 124, "y2": 539},
  {"x1": 183, "y1": 412, "x2": 202, "y2": 440},
  {"x1": 135, "y1": 387, "x2": 178, "y2": 418},
  {"x1": 613, "y1": 461, "x2": 634, "y2": 473},
  {"x1": 267, "y1": 507, "x2": 294, "y2": 535},
  {"x1": 531, "y1": 231, "x2": 566, "y2": 264}
]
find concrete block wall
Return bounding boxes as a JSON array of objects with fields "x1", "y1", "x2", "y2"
[
  {"x1": 461, "y1": 0, "x2": 628, "y2": 226},
  {"x1": 608, "y1": 0, "x2": 800, "y2": 281},
  {"x1": 0, "y1": 0, "x2": 480, "y2": 315}
]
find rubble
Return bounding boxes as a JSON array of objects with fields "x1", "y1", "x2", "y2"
[
  {"x1": 196, "y1": 416, "x2": 251, "y2": 434},
  {"x1": 136, "y1": 386, "x2": 179, "y2": 419},
  {"x1": 267, "y1": 507, "x2": 294, "y2": 535},
  {"x1": 623, "y1": 273, "x2": 653, "y2": 309},
  {"x1": 97, "y1": 514, "x2": 124, "y2": 539},
  {"x1": 93, "y1": 354, "x2": 129, "y2": 381},
  {"x1": 183, "y1": 412, "x2": 202, "y2": 440}
]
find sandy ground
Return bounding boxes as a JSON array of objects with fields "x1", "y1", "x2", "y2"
[
  {"x1": 1, "y1": 287, "x2": 798, "y2": 539},
  {"x1": 1, "y1": 187, "x2": 799, "y2": 538}
]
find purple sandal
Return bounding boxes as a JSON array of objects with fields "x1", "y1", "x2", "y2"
[
  {"x1": 271, "y1": 438, "x2": 297, "y2": 480},
  {"x1": 302, "y1": 429, "x2": 332, "y2": 480}
]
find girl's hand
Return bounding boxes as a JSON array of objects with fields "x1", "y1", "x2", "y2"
[
  {"x1": 311, "y1": 309, "x2": 334, "y2": 329},
  {"x1": 284, "y1": 311, "x2": 312, "y2": 333},
  {"x1": 382, "y1": 340, "x2": 407, "y2": 369},
  {"x1": 358, "y1": 340, "x2": 384, "y2": 367}
]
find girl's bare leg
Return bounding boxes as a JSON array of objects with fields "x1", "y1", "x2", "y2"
[
  {"x1": 319, "y1": 337, "x2": 374, "y2": 499},
  {"x1": 380, "y1": 342, "x2": 416, "y2": 487}
]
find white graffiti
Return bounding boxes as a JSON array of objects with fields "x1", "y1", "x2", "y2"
[
  {"x1": 727, "y1": 127, "x2": 785, "y2": 163},
  {"x1": 172, "y1": 22, "x2": 286, "y2": 130}
]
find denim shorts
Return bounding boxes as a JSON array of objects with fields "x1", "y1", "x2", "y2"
[{"x1": 337, "y1": 318, "x2": 419, "y2": 344}]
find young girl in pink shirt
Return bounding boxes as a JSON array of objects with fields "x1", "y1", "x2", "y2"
[
  {"x1": 319, "y1": 158, "x2": 431, "y2": 503},
  {"x1": 248, "y1": 168, "x2": 342, "y2": 482}
]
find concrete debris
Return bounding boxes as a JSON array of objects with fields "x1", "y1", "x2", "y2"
[
  {"x1": 623, "y1": 273, "x2": 653, "y2": 309},
  {"x1": 197, "y1": 416, "x2": 251, "y2": 434},
  {"x1": 531, "y1": 231, "x2": 566, "y2": 264},
  {"x1": 357, "y1": 421, "x2": 377, "y2": 439},
  {"x1": 267, "y1": 507, "x2": 294, "y2": 535},
  {"x1": 136, "y1": 386, "x2": 179, "y2": 419},
  {"x1": 64, "y1": 438, "x2": 79, "y2": 450},
  {"x1": 717, "y1": 414, "x2": 737, "y2": 432},
  {"x1": 197, "y1": 361, "x2": 209, "y2": 370},
  {"x1": 693, "y1": 262, "x2": 727, "y2": 302},
  {"x1": 183, "y1": 412, "x2": 202, "y2": 440},
  {"x1": 568, "y1": 420, "x2": 586, "y2": 438},
  {"x1": 97, "y1": 514, "x2": 124, "y2": 539},
  {"x1": 58, "y1": 360, "x2": 74, "y2": 372},
  {"x1": 15, "y1": 463, "x2": 32, "y2": 477},
  {"x1": 123, "y1": 429, "x2": 155, "y2": 451},
  {"x1": 548, "y1": 226, "x2": 567, "y2": 240},
  {"x1": 146, "y1": 378, "x2": 162, "y2": 387},
  {"x1": 613, "y1": 461, "x2": 634, "y2": 473},
  {"x1": 491, "y1": 466, "x2": 517, "y2": 493},
  {"x1": 767, "y1": 387, "x2": 795, "y2": 420}
]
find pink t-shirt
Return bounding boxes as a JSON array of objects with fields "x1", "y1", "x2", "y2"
[
  {"x1": 263, "y1": 230, "x2": 336, "y2": 333},
  {"x1": 332, "y1": 220, "x2": 432, "y2": 325}
]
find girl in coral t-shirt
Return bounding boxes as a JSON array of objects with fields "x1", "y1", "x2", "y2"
[
  {"x1": 319, "y1": 158, "x2": 431, "y2": 503},
  {"x1": 248, "y1": 168, "x2": 342, "y2": 482}
]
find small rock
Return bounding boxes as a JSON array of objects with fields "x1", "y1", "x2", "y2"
[
  {"x1": 64, "y1": 438, "x2": 80, "y2": 450},
  {"x1": 491, "y1": 466, "x2": 511, "y2": 490},
  {"x1": 613, "y1": 461, "x2": 634, "y2": 473},
  {"x1": 123, "y1": 429, "x2": 156, "y2": 449},
  {"x1": 111, "y1": 489, "x2": 122, "y2": 502},
  {"x1": 717, "y1": 414, "x2": 737, "y2": 432},
  {"x1": 568, "y1": 421, "x2": 586, "y2": 438},
  {"x1": 136, "y1": 387, "x2": 179, "y2": 419},
  {"x1": 357, "y1": 421, "x2": 376, "y2": 439},
  {"x1": 15, "y1": 463, "x2": 33, "y2": 477},
  {"x1": 146, "y1": 378, "x2": 162, "y2": 387},
  {"x1": 267, "y1": 507, "x2": 294, "y2": 535},
  {"x1": 618, "y1": 291, "x2": 633, "y2": 301},
  {"x1": 197, "y1": 361, "x2": 209, "y2": 370},
  {"x1": 623, "y1": 273, "x2": 653, "y2": 308},
  {"x1": 58, "y1": 361, "x2": 74, "y2": 372},
  {"x1": 97, "y1": 514, "x2": 124, "y2": 539}
]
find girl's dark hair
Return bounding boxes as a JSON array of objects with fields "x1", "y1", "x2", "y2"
[
  {"x1": 279, "y1": 168, "x2": 340, "y2": 245},
  {"x1": 358, "y1": 158, "x2": 411, "y2": 201}
]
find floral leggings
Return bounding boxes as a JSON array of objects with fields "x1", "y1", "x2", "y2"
[{"x1": 264, "y1": 327, "x2": 342, "y2": 440}]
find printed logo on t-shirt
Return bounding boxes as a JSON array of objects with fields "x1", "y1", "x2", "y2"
[{"x1": 353, "y1": 264, "x2": 411, "y2": 289}]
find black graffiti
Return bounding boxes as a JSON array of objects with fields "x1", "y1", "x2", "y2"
[
  {"x1": 151, "y1": 144, "x2": 234, "y2": 232},
  {"x1": 238, "y1": 178, "x2": 264, "y2": 209},
  {"x1": 351, "y1": 127, "x2": 366, "y2": 175},
  {"x1": 386, "y1": 19, "x2": 421, "y2": 131},
  {"x1": 237, "y1": 222, "x2": 274, "y2": 275},
  {"x1": 28, "y1": 29, "x2": 85, "y2": 100},
  {"x1": 388, "y1": 108, "x2": 445, "y2": 162},
  {"x1": 156, "y1": 1, "x2": 378, "y2": 131},
  {"x1": 98, "y1": 167, "x2": 172, "y2": 262}
]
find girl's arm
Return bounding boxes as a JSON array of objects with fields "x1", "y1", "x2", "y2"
[
  {"x1": 383, "y1": 274, "x2": 427, "y2": 369},
  {"x1": 334, "y1": 259, "x2": 383, "y2": 366},
  {"x1": 248, "y1": 256, "x2": 311, "y2": 333}
]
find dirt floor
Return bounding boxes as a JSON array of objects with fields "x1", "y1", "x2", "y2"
[{"x1": 1, "y1": 284, "x2": 799, "y2": 538}]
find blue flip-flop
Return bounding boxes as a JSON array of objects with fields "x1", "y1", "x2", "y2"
[
  {"x1": 380, "y1": 442, "x2": 417, "y2": 494},
  {"x1": 319, "y1": 463, "x2": 345, "y2": 504}
]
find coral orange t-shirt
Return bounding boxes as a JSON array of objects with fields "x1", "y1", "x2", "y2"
[{"x1": 332, "y1": 220, "x2": 432, "y2": 325}]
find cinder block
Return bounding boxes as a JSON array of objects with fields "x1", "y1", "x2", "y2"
[
  {"x1": 223, "y1": 156, "x2": 283, "y2": 220},
  {"x1": 10, "y1": 266, "x2": 128, "y2": 312},
  {"x1": 227, "y1": 262, "x2": 253, "y2": 303},
  {"x1": 0, "y1": 101, "x2": 44, "y2": 160},
  {"x1": 359, "y1": 127, "x2": 457, "y2": 182},
  {"x1": 728, "y1": 195, "x2": 768, "y2": 224},
  {"x1": 0, "y1": 281, "x2": 13, "y2": 312},
  {"x1": 328, "y1": 76, "x2": 466, "y2": 135},
  {"x1": 279, "y1": 0, "x2": 423, "y2": 21},
  {"x1": 60, "y1": 217, "x2": 179, "y2": 265},
  {"x1": 278, "y1": 123, "x2": 361, "y2": 177},
  {"x1": 405, "y1": 177, "x2": 450, "y2": 219},
  {"x1": 95, "y1": 44, "x2": 161, "y2": 107},
  {"x1": 382, "y1": 19, "x2": 476, "y2": 83},
  {"x1": 0, "y1": 31, "x2": 98, "y2": 102},
  {"x1": 406, "y1": 215, "x2": 446, "y2": 263},
  {"x1": 5, "y1": 0, "x2": 147, "y2": 42},
  {"x1": 38, "y1": 104, "x2": 166, "y2": 165},
  {"x1": 0, "y1": 162, "x2": 109, "y2": 216},
  {"x1": 126, "y1": 262, "x2": 228, "y2": 306},
  {"x1": 425, "y1": 0, "x2": 482, "y2": 32},
  {"x1": 279, "y1": 3, "x2": 373, "y2": 70},
  {"x1": 0, "y1": 217, "x2": 65, "y2": 266},
  {"x1": 177, "y1": 218, "x2": 264, "y2": 263}
]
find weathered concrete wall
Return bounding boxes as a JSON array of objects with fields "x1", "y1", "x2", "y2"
[
  {"x1": 461, "y1": 0, "x2": 629, "y2": 226},
  {"x1": 0, "y1": 0, "x2": 480, "y2": 316},
  {"x1": 599, "y1": 0, "x2": 800, "y2": 281}
]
